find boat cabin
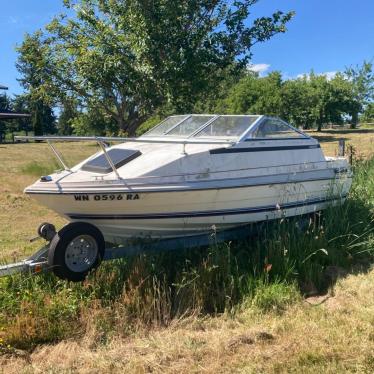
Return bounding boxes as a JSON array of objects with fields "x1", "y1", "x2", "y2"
[
  {"x1": 20, "y1": 114, "x2": 323, "y2": 188},
  {"x1": 63, "y1": 114, "x2": 321, "y2": 180}
]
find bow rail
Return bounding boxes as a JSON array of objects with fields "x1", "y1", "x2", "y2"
[
  {"x1": 14, "y1": 135, "x2": 234, "y2": 145},
  {"x1": 14, "y1": 135, "x2": 234, "y2": 180}
]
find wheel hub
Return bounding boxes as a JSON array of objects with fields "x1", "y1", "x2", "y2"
[{"x1": 64, "y1": 235, "x2": 98, "y2": 273}]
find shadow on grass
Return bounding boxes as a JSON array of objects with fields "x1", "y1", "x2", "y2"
[
  {"x1": 309, "y1": 129, "x2": 374, "y2": 135},
  {"x1": 310, "y1": 135, "x2": 346, "y2": 143}
]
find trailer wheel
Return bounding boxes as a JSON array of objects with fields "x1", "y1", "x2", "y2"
[{"x1": 48, "y1": 222, "x2": 105, "y2": 282}]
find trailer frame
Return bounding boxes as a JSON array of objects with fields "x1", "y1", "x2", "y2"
[{"x1": 0, "y1": 224, "x2": 253, "y2": 279}]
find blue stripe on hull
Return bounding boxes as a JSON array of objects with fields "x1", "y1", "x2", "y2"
[
  {"x1": 68, "y1": 195, "x2": 347, "y2": 220},
  {"x1": 210, "y1": 144, "x2": 320, "y2": 154}
]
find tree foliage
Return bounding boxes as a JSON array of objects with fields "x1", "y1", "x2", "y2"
[
  {"x1": 211, "y1": 68, "x2": 366, "y2": 131},
  {"x1": 361, "y1": 102, "x2": 374, "y2": 123},
  {"x1": 345, "y1": 60, "x2": 374, "y2": 127},
  {"x1": 0, "y1": 93, "x2": 12, "y2": 142},
  {"x1": 58, "y1": 99, "x2": 79, "y2": 135},
  {"x1": 16, "y1": 33, "x2": 56, "y2": 135},
  {"x1": 16, "y1": 0, "x2": 294, "y2": 135},
  {"x1": 11, "y1": 95, "x2": 33, "y2": 135}
]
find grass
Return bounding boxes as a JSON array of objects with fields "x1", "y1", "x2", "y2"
[
  {"x1": 21, "y1": 160, "x2": 61, "y2": 176},
  {"x1": 306, "y1": 128, "x2": 374, "y2": 159},
  {"x1": 0, "y1": 130, "x2": 373, "y2": 372}
]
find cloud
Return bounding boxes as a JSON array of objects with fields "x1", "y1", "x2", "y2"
[
  {"x1": 8, "y1": 16, "x2": 18, "y2": 24},
  {"x1": 247, "y1": 63, "x2": 271, "y2": 75},
  {"x1": 323, "y1": 71, "x2": 338, "y2": 80},
  {"x1": 295, "y1": 71, "x2": 338, "y2": 81}
]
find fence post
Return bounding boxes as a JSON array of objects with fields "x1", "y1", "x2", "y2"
[
  {"x1": 338, "y1": 139, "x2": 345, "y2": 157},
  {"x1": 349, "y1": 145, "x2": 354, "y2": 165}
]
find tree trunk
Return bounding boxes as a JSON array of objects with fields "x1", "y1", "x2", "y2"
[
  {"x1": 317, "y1": 111, "x2": 323, "y2": 132},
  {"x1": 117, "y1": 115, "x2": 126, "y2": 135},
  {"x1": 32, "y1": 101, "x2": 44, "y2": 136},
  {"x1": 350, "y1": 112, "x2": 358, "y2": 129}
]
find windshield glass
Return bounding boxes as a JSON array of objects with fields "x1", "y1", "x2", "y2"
[
  {"x1": 166, "y1": 115, "x2": 215, "y2": 136},
  {"x1": 142, "y1": 114, "x2": 261, "y2": 139},
  {"x1": 143, "y1": 115, "x2": 189, "y2": 136},
  {"x1": 195, "y1": 116, "x2": 259, "y2": 138},
  {"x1": 250, "y1": 118, "x2": 306, "y2": 139}
]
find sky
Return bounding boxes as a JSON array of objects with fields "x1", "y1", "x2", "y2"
[{"x1": 1, "y1": 0, "x2": 373, "y2": 96}]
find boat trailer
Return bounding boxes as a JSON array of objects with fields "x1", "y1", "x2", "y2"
[{"x1": 0, "y1": 222, "x2": 252, "y2": 282}]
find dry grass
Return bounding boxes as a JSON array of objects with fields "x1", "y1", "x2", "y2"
[
  {"x1": 2, "y1": 268, "x2": 374, "y2": 373},
  {"x1": 0, "y1": 142, "x2": 95, "y2": 262},
  {"x1": 306, "y1": 128, "x2": 374, "y2": 159},
  {"x1": 0, "y1": 131, "x2": 373, "y2": 373}
]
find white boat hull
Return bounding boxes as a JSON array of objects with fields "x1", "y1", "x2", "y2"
[{"x1": 28, "y1": 175, "x2": 351, "y2": 244}]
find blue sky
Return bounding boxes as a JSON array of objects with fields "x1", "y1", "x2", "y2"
[{"x1": 1, "y1": 0, "x2": 373, "y2": 96}]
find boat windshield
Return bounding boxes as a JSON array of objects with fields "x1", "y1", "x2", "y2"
[
  {"x1": 194, "y1": 116, "x2": 259, "y2": 138},
  {"x1": 143, "y1": 115, "x2": 189, "y2": 136},
  {"x1": 166, "y1": 115, "x2": 215, "y2": 136},
  {"x1": 143, "y1": 115, "x2": 260, "y2": 139}
]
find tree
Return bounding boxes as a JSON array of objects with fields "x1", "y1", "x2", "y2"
[
  {"x1": 0, "y1": 93, "x2": 12, "y2": 142},
  {"x1": 210, "y1": 70, "x2": 362, "y2": 131},
  {"x1": 12, "y1": 94, "x2": 33, "y2": 135},
  {"x1": 215, "y1": 71, "x2": 283, "y2": 115},
  {"x1": 361, "y1": 102, "x2": 374, "y2": 123},
  {"x1": 345, "y1": 61, "x2": 374, "y2": 128},
  {"x1": 192, "y1": 65, "x2": 247, "y2": 114},
  {"x1": 30, "y1": 100, "x2": 56, "y2": 135},
  {"x1": 16, "y1": 33, "x2": 57, "y2": 135},
  {"x1": 71, "y1": 106, "x2": 118, "y2": 136},
  {"x1": 17, "y1": 0, "x2": 294, "y2": 135},
  {"x1": 58, "y1": 99, "x2": 79, "y2": 135},
  {"x1": 286, "y1": 73, "x2": 360, "y2": 131},
  {"x1": 281, "y1": 77, "x2": 317, "y2": 129},
  {"x1": 328, "y1": 73, "x2": 361, "y2": 127}
]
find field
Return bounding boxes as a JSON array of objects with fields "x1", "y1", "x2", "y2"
[
  {"x1": 0, "y1": 129, "x2": 373, "y2": 373},
  {"x1": 306, "y1": 128, "x2": 374, "y2": 159}
]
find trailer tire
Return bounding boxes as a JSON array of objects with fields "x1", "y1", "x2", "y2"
[{"x1": 48, "y1": 222, "x2": 105, "y2": 282}]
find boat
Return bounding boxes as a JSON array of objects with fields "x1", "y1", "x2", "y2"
[
  {"x1": 17, "y1": 114, "x2": 352, "y2": 280},
  {"x1": 24, "y1": 114, "x2": 352, "y2": 241}
]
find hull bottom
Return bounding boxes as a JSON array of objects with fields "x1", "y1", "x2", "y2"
[{"x1": 70, "y1": 197, "x2": 345, "y2": 245}]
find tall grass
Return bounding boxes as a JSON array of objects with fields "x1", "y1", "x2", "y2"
[{"x1": 0, "y1": 158, "x2": 373, "y2": 351}]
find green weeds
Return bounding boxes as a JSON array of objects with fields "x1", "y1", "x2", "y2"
[
  {"x1": 0, "y1": 157, "x2": 373, "y2": 350},
  {"x1": 21, "y1": 160, "x2": 61, "y2": 176}
]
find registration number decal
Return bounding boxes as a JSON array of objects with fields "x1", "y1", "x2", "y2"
[{"x1": 74, "y1": 193, "x2": 140, "y2": 201}]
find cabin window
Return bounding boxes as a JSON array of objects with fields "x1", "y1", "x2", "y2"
[
  {"x1": 81, "y1": 148, "x2": 141, "y2": 173},
  {"x1": 251, "y1": 119, "x2": 306, "y2": 139},
  {"x1": 195, "y1": 116, "x2": 258, "y2": 138}
]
